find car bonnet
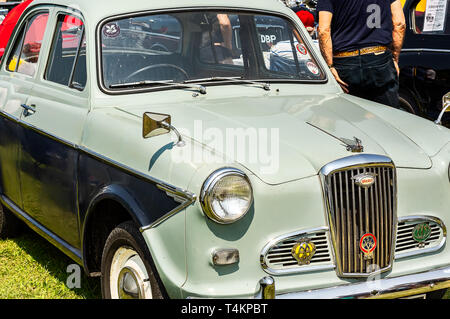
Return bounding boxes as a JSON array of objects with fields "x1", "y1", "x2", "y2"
[{"x1": 119, "y1": 93, "x2": 432, "y2": 185}]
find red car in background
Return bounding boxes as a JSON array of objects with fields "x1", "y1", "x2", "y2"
[{"x1": 0, "y1": 0, "x2": 33, "y2": 59}]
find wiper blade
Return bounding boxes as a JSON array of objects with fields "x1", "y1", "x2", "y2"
[
  {"x1": 184, "y1": 77, "x2": 271, "y2": 91},
  {"x1": 110, "y1": 80, "x2": 207, "y2": 94}
]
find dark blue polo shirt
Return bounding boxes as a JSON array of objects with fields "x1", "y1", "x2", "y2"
[{"x1": 317, "y1": 0, "x2": 396, "y2": 53}]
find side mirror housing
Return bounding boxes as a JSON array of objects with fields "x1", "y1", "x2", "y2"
[
  {"x1": 143, "y1": 112, "x2": 172, "y2": 138},
  {"x1": 143, "y1": 112, "x2": 185, "y2": 147}
]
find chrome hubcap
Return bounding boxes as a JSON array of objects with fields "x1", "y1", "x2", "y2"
[
  {"x1": 118, "y1": 267, "x2": 142, "y2": 299},
  {"x1": 110, "y1": 247, "x2": 152, "y2": 299}
]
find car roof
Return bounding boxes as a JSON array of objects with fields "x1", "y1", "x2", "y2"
[{"x1": 29, "y1": 0, "x2": 293, "y2": 24}]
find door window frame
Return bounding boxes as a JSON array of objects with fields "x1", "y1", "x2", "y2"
[
  {"x1": 3, "y1": 7, "x2": 51, "y2": 78},
  {"x1": 44, "y1": 11, "x2": 87, "y2": 92}
]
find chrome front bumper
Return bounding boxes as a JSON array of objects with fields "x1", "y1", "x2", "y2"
[{"x1": 256, "y1": 266, "x2": 450, "y2": 299}]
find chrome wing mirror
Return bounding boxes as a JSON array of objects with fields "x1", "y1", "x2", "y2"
[
  {"x1": 143, "y1": 112, "x2": 185, "y2": 147},
  {"x1": 435, "y1": 92, "x2": 450, "y2": 125}
]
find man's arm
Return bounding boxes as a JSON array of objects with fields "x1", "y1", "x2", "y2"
[
  {"x1": 318, "y1": 11, "x2": 349, "y2": 92},
  {"x1": 390, "y1": 0, "x2": 406, "y2": 73},
  {"x1": 318, "y1": 11, "x2": 334, "y2": 67}
]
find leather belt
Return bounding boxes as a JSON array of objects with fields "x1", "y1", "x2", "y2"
[{"x1": 334, "y1": 45, "x2": 388, "y2": 58}]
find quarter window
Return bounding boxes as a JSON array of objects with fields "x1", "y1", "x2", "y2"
[
  {"x1": 6, "y1": 12, "x2": 49, "y2": 76},
  {"x1": 46, "y1": 14, "x2": 86, "y2": 90}
]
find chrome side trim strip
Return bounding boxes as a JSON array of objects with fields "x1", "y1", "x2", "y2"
[
  {"x1": 402, "y1": 48, "x2": 450, "y2": 54},
  {"x1": 0, "y1": 195, "x2": 83, "y2": 264},
  {"x1": 395, "y1": 215, "x2": 447, "y2": 260},
  {"x1": 140, "y1": 184, "x2": 197, "y2": 232},
  {"x1": 260, "y1": 226, "x2": 335, "y2": 276},
  {"x1": 78, "y1": 147, "x2": 197, "y2": 232},
  {"x1": 0, "y1": 109, "x2": 197, "y2": 230},
  {"x1": 0, "y1": 109, "x2": 76, "y2": 148}
]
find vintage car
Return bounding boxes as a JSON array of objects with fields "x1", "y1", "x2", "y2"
[
  {"x1": 0, "y1": 0, "x2": 449, "y2": 299},
  {"x1": 399, "y1": 0, "x2": 450, "y2": 127}
]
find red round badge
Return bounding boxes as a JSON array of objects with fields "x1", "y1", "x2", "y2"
[
  {"x1": 296, "y1": 43, "x2": 308, "y2": 55},
  {"x1": 359, "y1": 233, "x2": 377, "y2": 254}
]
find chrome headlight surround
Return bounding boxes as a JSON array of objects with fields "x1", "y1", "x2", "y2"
[{"x1": 200, "y1": 168, "x2": 253, "y2": 224}]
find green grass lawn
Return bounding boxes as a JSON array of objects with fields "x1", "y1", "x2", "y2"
[{"x1": 0, "y1": 228, "x2": 101, "y2": 299}]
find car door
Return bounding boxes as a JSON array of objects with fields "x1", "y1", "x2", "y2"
[
  {"x1": 0, "y1": 9, "x2": 49, "y2": 209},
  {"x1": 18, "y1": 10, "x2": 89, "y2": 251},
  {"x1": 401, "y1": 0, "x2": 450, "y2": 120}
]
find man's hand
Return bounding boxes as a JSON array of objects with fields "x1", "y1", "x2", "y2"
[
  {"x1": 330, "y1": 67, "x2": 349, "y2": 93},
  {"x1": 393, "y1": 59, "x2": 400, "y2": 76}
]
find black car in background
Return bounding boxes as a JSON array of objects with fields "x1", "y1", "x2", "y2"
[{"x1": 399, "y1": 0, "x2": 450, "y2": 127}]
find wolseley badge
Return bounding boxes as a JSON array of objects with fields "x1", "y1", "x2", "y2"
[
  {"x1": 291, "y1": 239, "x2": 316, "y2": 265},
  {"x1": 412, "y1": 223, "x2": 431, "y2": 248},
  {"x1": 352, "y1": 172, "x2": 377, "y2": 189},
  {"x1": 360, "y1": 233, "x2": 377, "y2": 260}
]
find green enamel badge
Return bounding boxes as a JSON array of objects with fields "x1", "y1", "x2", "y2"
[{"x1": 412, "y1": 223, "x2": 432, "y2": 243}]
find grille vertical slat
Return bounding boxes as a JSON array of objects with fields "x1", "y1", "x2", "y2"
[
  {"x1": 374, "y1": 167, "x2": 380, "y2": 268},
  {"x1": 345, "y1": 170, "x2": 352, "y2": 273},
  {"x1": 325, "y1": 163, "x2": 396, "y2": 277},
  {"x1": 352, "y1": 174, "x2": 358, "y2": 272},
  {"x1": 339, "y1": 173, "x2": 345, "y2": 273}
]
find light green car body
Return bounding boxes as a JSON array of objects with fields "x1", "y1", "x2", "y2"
[{"x1": 1, "y1": 0, "x2": 449, "y2": 298}]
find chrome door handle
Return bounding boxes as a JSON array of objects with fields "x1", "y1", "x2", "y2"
[{"x1": 20, "y1": 104, "x2": 36, "y2": 117}]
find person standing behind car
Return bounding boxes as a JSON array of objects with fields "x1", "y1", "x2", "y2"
[{"x1": 317, "y1": 0, "x2": 406, "y2": 108}]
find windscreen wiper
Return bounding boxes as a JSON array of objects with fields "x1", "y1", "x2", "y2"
[
  {"x1": 110, "y1": 80, "x2": 207, "y2": 94},
  {"x1": 184, "y1": 77, "x2": 271, "y2": 91}
]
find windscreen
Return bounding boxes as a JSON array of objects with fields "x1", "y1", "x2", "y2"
[{"x1": 100, "y1": 11, "x2": 325, "y2": 90}]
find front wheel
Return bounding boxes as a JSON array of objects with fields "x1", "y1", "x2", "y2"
[{"x1": 101, "y1": 221, "x2": 165, "y2": 299}]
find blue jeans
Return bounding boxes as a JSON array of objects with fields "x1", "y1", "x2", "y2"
[{"x1": 333, "y1": 51, "x2": 399, "y2": 108}]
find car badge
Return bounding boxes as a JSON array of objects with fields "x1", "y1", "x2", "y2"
[
  {"x1": 359, "y1": 233, "x2": 377, "y2": 260},
  {"x1": 352, "y1": 172, "x2": 377, "y2": 189},
  {"x1": 103, "y1": 23, "x2": 121, "y2": 38},
  {"x1": 412, "y1": 223, "x2": 431, "y2": 248},
  {"x1": 291, "y1": 239, "x2": 316, "y2": 265}
]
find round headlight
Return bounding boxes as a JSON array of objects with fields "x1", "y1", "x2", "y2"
[{"x1": 200, "y1": 168, "x2": 253, "y2": 224}]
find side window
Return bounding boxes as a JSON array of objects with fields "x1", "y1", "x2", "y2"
[
  {"x1": 257, "y1": 16, "x2": 324, "y2": 80},
  {"x1": 46, "y1": 14, "x2": 86, "y2": 90},
  {"x1": 7, "y1": 12, "x2": 49, "y2": 76},
  {"x1": 413, "y1": 0, "x2": 450, "y2": 34}
]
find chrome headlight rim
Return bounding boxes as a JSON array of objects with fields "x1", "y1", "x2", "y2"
[{"x1": 200, "y1": 167, "x2": 253, "y2": 225}]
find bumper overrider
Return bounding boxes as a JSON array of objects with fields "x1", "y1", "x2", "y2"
[{"x1": 255, "y1": 266, "x2": 450, "y2": 299}]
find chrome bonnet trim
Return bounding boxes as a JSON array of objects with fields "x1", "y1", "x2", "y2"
[{"x1": 320, "y1": 154, "x2": 394, "y2": 176}]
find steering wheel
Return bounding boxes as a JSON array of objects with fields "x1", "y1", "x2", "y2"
[
  {"x1": 150, "y1": 43, "x2": 169, "y2": 52},
  {"x1": 124, "y1": 63, "x2": 189, "y2": 82}
]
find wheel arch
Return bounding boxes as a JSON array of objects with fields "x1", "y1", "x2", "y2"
[{"x1": 81, "y1": 184, "x2": 148, "y2": 276}]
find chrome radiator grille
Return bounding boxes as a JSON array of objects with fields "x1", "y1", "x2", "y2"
[{"x1": 322, "y1": 156, "x2": 396, "y2": 278}]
